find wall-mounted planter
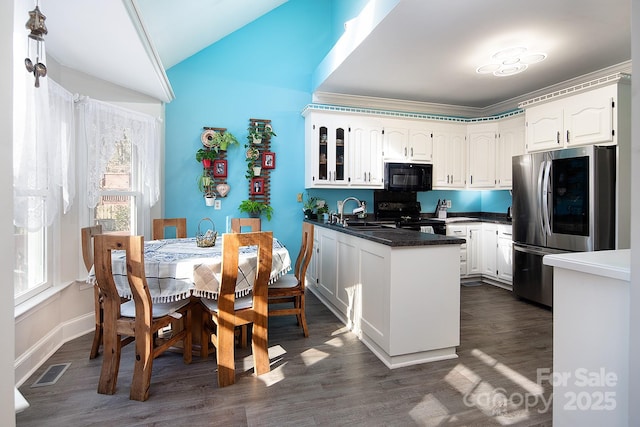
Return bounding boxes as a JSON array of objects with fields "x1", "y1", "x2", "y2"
[
  {"x1": 204, "y1": 195, "x2": 216, "y2": 206},
  {"x1": 253, "y1": 166, "x2": 262, "y2": 176}
]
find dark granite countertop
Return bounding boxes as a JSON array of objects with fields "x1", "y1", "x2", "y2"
[{"x1": 305, "y1": 220, "x2": 465, "y2": 248}]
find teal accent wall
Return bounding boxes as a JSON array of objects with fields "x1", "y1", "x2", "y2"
[
  {"x1": 164, "y1": 0, "x2": 335, "y2": 251},
  {"x1": 163, "y1": 0, "x2": 513, "y2": 252},
  {"x1": 306, "y1": 189, "x2": 511, "y2": 217}
]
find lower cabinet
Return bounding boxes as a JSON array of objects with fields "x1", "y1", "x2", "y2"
[
  {"x1": 447, "y1": 222, "x2": 512, "y2": 287},
  {"x1": 467, "y1": 224, "x2": 482, "y2": 276},
  {"x1": 307, "y1": 225, "x2": 461, "y2": 368},
  {"x1": 446, "y1": 223, "x2": 482, "y2": 277},
  {"x1": 497, "y1": 225, "x2": 513, "y2": 283}
]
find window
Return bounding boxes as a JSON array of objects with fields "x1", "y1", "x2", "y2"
[
  {"x1": 13, "y1": 208, "x2": 48, "y2": 304},
  {"x1": 14, "y1": 77, "x2": 75, "y2": 305},
  {"x1": 93, "y1": 137, "x2": 141, "y2": 233}
]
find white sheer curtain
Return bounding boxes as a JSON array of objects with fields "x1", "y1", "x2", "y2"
[
  {"x1": 76, "y1": 97, "x2": 160, "y2": 209},
  {"x1": 13, "y1": 77, "x2": 75, "y2": 230}
]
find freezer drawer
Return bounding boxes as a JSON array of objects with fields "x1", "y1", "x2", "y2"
[{"x1": 513, "y1": 243, "x2": 568, "y2": 308}]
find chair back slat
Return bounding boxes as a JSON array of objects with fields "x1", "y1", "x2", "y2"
[
  {"x1": 153, "y1": 218, "x2": 187, "y2": 240},
  {"x1": 81, "y1": 224, "x2": 103, "y2": 272},
  {"x1": 230, "y1": 218, "x2": 261, "y2": 233},
  {"x1": 296, "y1": 223, "x2": 315, "y2": 287}
]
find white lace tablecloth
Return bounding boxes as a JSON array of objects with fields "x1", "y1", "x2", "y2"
[{"x1": 88, "y1": 237, "x2": 291, "y2": 303}]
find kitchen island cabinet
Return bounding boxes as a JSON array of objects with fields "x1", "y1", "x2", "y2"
[
  {"x1": 306, "y1": 221, "x2": 464, "y2": 368},
  {"x1": 544, "y1": 250, "x2": 630, "y2": 427}
]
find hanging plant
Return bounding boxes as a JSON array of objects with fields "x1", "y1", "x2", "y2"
[
  {"x1": 245, "y1": 146, "x2": 260, "y2": 179},
  {"x1": 247, "y1": 122, "x2": 276, "y2": 145},
  {"x1": 196, "y1": 148, "x2": 217, "y2": 168}
]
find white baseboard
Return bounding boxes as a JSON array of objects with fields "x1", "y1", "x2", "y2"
[{"x1": 14, "y1": 313, "x2": 94, "y2": 387}]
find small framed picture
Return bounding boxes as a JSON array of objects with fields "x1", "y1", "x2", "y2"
[
  {"x1": 250, "y1": 177, "x2": 264, "y2": 195},
  {"x1": 262, "y1": 152, "x2": 276, "y2": 169},
  {"x1": 213, "y1": 160, "x2": 227, "y2": 178}
]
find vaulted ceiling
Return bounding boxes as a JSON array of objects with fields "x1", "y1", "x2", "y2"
[{"x1": 42, "y1": 0, "x2": 631, "y2": 109}]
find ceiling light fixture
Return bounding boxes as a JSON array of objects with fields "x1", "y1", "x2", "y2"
[
  {"x1": 476, "y1": 46, "x2": 546, "y2": 77},
  {"x1": 24, "y1": 1, "x2": 48, "y2": 88}
]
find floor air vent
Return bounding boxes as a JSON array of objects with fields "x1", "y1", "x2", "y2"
[{"x1": 31, "y1": 363, "x2": 71, "y2": 388}]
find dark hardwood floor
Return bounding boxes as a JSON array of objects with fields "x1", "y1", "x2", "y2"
[{"x1": 17, "y1": 284, "x2": 552, "y2": 426}]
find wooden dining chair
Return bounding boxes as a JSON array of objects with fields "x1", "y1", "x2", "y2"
[
  {"x1": 200, "y1": 231, "x2": 273, "y2": 387},
  {"x1": 268, "y1": 222, "x2": 314, "y2": 337},
  {"x1": 93, "y1": 234, "x2": 192, "y2": 401},
  {"x1": 230, "y1": 217, "x2": 261, "y2": 233},
  {"x1": 152, "y1": 217, "x2": 187, "y2": 240},
  {"x1": 82, "y1": 225, "x2": 107, "y2": 359}
]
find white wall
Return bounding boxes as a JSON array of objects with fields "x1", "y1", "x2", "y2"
[
  {"x1": 629, "y1": 1, "x2": 639, "y2": 425},
  {"x1": 13, "y1": 56, "x2": 165, "y2": 387},
  {"x1": 2, "y1": 1, "x2": 16, "y2": 425}
]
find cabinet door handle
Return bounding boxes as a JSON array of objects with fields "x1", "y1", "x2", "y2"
[
  {"x1": 411, "y1": 147, "x2": 414, "y2": 157},
  {"x1": 556, "y1": 131, "x2": 560, "y2": 144},
  {"x1": 566, "y1": 130, "x2": 570, "y2": 143},
  {"x1": 447, "y1": 174, "x2": 450, "y2": 184},
  {"x1": 404, "y1": 147, "x2": 407, "y2": 157}
]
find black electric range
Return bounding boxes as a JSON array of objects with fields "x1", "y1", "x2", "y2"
[{"x1": 373, "y1": 191, "x2": 446, "y2": 234}]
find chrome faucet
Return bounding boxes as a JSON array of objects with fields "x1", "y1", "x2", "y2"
[{"x1": 340, "y1": 197, "x2": 366, "y2": 224}]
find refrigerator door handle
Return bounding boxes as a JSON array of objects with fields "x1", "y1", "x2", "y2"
[
  {"x1": 542, "y1": 160, "x2": 552, "y2": 235},
  {"x1": 537, "y1": 161, "x2": 546, "y2": 233},
  {"x1": 514, "y1": 243, "x2": 549, "y2": 257}
]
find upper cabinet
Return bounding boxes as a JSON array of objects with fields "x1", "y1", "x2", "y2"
[
  {"x1": 305, "y1": 111, "x2": 384, "y2": 189},
  {"x1": 432, "y1": 125, "x2": 466, "y2": 189},
  {"x1": 496, "y1": 116, "x2": 525, "y2": 188},
  {"x1": 305, "y1": 113, "x2": 348, "y2": 187},
  {"x1": 467, "y1": 123, "x2": 497, "y2": 189},
  {"x1": 350, "y1": 119, "x2": 384, "y2": 187},
  {"x1": 382, "y1": 121, "x2": 433, "y2": 163},
  {"x1": 525, "y1": 84, "x2": 617, "y2": 152}
]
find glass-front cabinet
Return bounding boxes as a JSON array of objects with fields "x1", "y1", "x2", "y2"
[{"x1": 305, "y1": 112, "x2": 349, "y2": 187}]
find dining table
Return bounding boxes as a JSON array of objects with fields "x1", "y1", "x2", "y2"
[{"x1": 88, "y1": 236, "x2": 292, "y2": 302}]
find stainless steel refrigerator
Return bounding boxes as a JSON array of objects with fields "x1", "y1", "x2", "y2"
[{"x1": 512, "y1": 145, "x2": 616, "y2": 307}]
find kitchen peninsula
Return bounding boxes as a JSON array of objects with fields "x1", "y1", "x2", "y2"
[{"x1": 305, "y1": 220, "x2": 465, "y2": 368}]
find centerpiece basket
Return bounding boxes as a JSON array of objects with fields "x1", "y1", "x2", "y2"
[{"x1": 196, "y1": 217, "x2": 217, "y2": 247}]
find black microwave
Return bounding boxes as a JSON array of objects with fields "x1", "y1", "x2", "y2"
[{"x1": 384, "y1": 162, "x2": 432, "y2": 191}]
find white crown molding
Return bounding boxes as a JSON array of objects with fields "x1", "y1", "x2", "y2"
[
  {"x1": 313, "y1": 61, "x2": 632, "y2": 119},
  {"x1": 124, "y1": 0, "x2": 175, "y2": 103}
]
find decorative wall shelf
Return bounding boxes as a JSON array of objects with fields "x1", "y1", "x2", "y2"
[{"x1": 246, "y1": 118, "x2": 274, "y2": 208}]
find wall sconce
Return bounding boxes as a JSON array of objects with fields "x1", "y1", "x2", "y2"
[{"x1": 24, "y1": 3, "x2": 48, "y2": 88}]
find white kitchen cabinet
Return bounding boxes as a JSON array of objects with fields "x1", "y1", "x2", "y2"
[
  {"x1": 407, "y1": 127, "x2": 433, "y2": 162},
  {"x1": 446, "y1": 224, "x2": 467, "y2": 276},
  {"x1": 467, "y1": 124, "x2": 497, "y2": 188},
  {"x1": 497, "y1": 224, "x2": 513, "y2": 283},
  {"x1": 432, "y1": 126, "x2": 466, "y2": 189},
  {"x1": 349, "y1": 120, "x2": 384, "y2": 187},
  {"x1": 316, "y1": 227, "x2": 338, "y2": 302},
  {"x1": 307, "y1": 225, "x2": 461, "y2": 368},
  {"x1": 496, "y1": 115, "x2": 525, "y2": 188},
  {"x1": 446, "y1": 222, "x2": 481, "y2": 277},
  {"x1": 305, "y1": 112, "x2": 348, "y2": 187},
  {"x1": 525, "y1": 84, "x2": 617, "y2": 152},
  {"x1": 382, "y1": 121, "x2": 433, "y2": 163},
  {"x1": 480, "y1": 222, "x2": 513, "y2": 285},
  {"x1": 481, "y1": 223, "x2": 498, "y2": 278},
  {"x1": 466, "y1": 224, "x2": 482, "y2": 276}
]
